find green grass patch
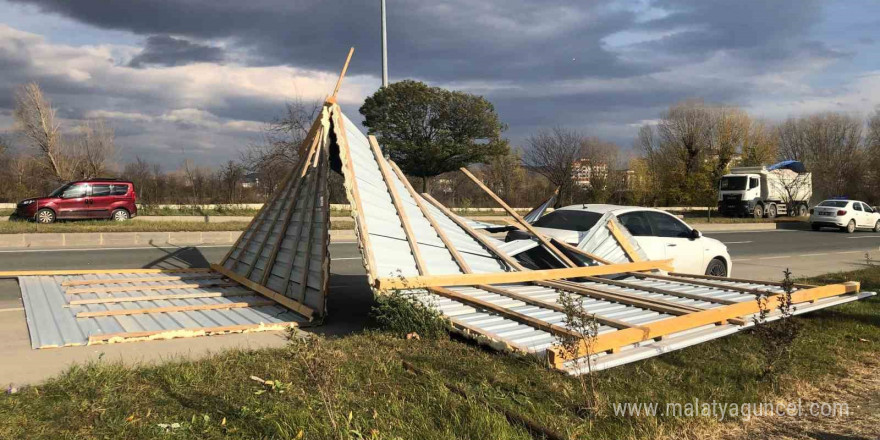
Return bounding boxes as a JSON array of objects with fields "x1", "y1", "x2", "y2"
[
  {"x1": 1, "y1": 269, "x2": 876, "y2": 439},
  {"x1": 137, "y1": 206, "x2": 262, "y2": 216}
]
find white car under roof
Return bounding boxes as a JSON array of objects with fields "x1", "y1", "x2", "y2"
[{"x1": 507, "y1": 204, "x2": 732, "y2": 276}]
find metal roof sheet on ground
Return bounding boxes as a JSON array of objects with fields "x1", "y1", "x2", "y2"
[
  {"x1": 19, "y1": 272, "x2": 308, "y2": 349},
  {"x1": 575, "y1": 212, "x2": 648, "y2": 264}
]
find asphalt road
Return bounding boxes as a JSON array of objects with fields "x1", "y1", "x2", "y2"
[{"x1": 1, "y1": 231, "x2": 875, "y2": 385}]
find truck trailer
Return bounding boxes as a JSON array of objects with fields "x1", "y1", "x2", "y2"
[{"x1": 717, "y1": 161, "x2": 812, "y2": 218}]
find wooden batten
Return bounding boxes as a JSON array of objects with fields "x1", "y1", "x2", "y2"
[
  {"x1": 605, "y1": 220, "x2": 642, "y2": 263},
  {"x1": 61, "y1": 274, "x2": 223, "y2": 287},
  {"x1": 389, "y1": 160, "x2": 472, "y2": 274},
  {"x1": 429, "y1": 286, "x2": 583, "y2": 339},
  {"x1": 459, "y1": 167, "x2": 577, "y2": 268},
  {"x1": 374, "y1": 259, "x2": 674, "y2": 290},
  {"x1": 0, "y1": 268, "x2": 211, "y2": 278},
  {"x1": 65, "y1": 282, "x2": 238, "y2": 295},
  {"x1": 76, "y1": 299, "x2": 276, "y2": 318},
  {"x1": 369, "y1": 136, "x2": 429, "y2": 275},
  {"x1": 550, "y1": 238, "x2": 612, "y2": 265},
  {"x1": 582, "y1": 276, "x2": 739, "y2": 305},
  {"x1": 539, "y1": 280, "x2": 697, "y2": 317},
  {"x1": 669, "y1": 272, "x2": 816, "y2": 290},
  {"x1": 292, "y1": 132, "x2": 329, "y2": 303},
  {"x1": 88, "y1": 322, "x2": 298, "y2": 345},
  {"x1": 630, "y1": 272, "x2": 782, "y2": 296},
  {"x1": 546, "y1": 282, "x2": 859, "y2": 369},
  {"x1": 211, "y1": 263, "x2": 315, "y2": 320},
  {"x1": 421, "y1": 193, "x2": 525, "y2": 271},
  {"x1": 69, "y1": 291, "x2": 252, "y2": 305}
]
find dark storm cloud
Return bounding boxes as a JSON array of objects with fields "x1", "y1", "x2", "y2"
[
  {"x1": 128, "y1": 35, "x2": 225, "y2": 68},
  {"x1": 635, "y1": 0, "x2": 848, "y2": 64},
  {"x1": 8, "y1": 0, "x2": 652, "y2": 82}
]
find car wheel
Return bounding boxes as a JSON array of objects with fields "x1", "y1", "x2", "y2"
[
  {"x1": 111, "y1": 209, "x2": 130, "y2": 221},
  {"x1": 767, "y1": 204, "x2": 777, "y2": 219},
  {"x1": 874, "y1": 220, "x2": 880, "y2": 233},
  {"x1": 705, "y1": 258, "x2": 727, "y2": 277},
  {"x1": 36, "y1": 208, "x2": 55, "y2": 224},
  {"x1": 753, "y1": 205, "x2": 764, "y2": 218},
  {"x1": 811, "y1": 223, "x2": 821, "y2": 231},
  {"x1": 843, "y1": 220, "x2": 856, "y2": 234}
]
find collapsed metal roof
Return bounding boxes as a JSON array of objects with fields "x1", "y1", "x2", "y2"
[{"x1": 10, "y1": 97, "x2": 874, "y2": 374}]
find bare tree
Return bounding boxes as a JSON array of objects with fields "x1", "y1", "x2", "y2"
[
  {"x1": 523, "y1": 127, "x2": 583, "y2": 206},
  {"x1": 740, "y1": 119, "x2": 778, "y2": 167},
  {"x1": 13, "y1": 83, "x2": 78, "y2": 182},
  {"x1": 778, "y1": 113, "x2": 863, "y2": 199},
  {"x1": 76, "y1": 119, "x2": 116, "y2": 178},
  {"x1": 865, "y1": 109, "x2": 880, "y2": 203},
  {"x1": 242, "y1": 99, "x2": 320, "y2": 199}
]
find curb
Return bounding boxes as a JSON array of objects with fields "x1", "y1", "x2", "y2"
[
  {"x1": 690, "y1": 222, "x2": 810, "y2": 232},
  {"x1": 0, "y1": 230, "x2": 359, "y2": 249}
]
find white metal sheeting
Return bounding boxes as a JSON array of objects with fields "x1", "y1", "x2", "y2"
[
  {"x1": 18, "y1": 272, "x2": 307, "y2": 349},
  {"x1": 576, "y1": 212, "x2": 648, "y2": 264}
]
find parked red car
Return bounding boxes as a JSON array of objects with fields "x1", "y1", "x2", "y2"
[{"x1": 14, "y1": 179, "x2": 138, "y2": 224}]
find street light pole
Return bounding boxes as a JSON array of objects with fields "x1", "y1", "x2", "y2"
[{"x1": 381, "y1": 0, "x2": 388, "y2": 88}]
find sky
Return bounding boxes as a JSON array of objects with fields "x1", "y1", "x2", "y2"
[{"x1": 0, "y1": 0, "x2": 878, "y2": 169}]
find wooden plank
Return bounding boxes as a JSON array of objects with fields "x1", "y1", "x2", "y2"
[
  {"x1": 76, "y1": 299, "x2": 276, "y2": 318},
  {"x1": 88, "y1": 322, "x2": 298, "y2": 345},
  {"x1": 293, "y1": 134, "x2": 328, "y2": 303},
  {"x1": 582, "y1": 276, "x2": 739, "y2": 305},
  {"x1": 550, "y1": 238, "x2": 612, "y2": 265},
  {"x1": 389, "y1": 160, "x2": 472, "y2": 274},
  {"x1": 476, "y1": 284, "x2": 634, "y2": 330},
  {"x1": 546, "y1": 282, "x2": 860, "y2": 368},
  {"x1": 0, "y1": 268, "x2": 211, "y2": 278},
  {"x1": 429, "y1": 286, "x2": 583, "y2": 339},
  {"x1": 211, "y1": 263, "x2": 315, "y2": 320},
  {"x1": 630, "y1": 272, "x2": 779, "y2": 296},
  {"x1": 333, "y1": 106, "x2": 378, "y2": 281},
  {"x1": 69, "y1": 292, "x2": 252, "y2": 305},
  {"x1": 249, "y1": 132, "x2": 321, "y2": 280},
  {"x1": 369, "y1": 135, "x2": 428, "y2": 274},
  {"x1": 331, "y1": 47, "x2": 354, "y2": 98},
  {"x1": 374, "y1": 259, "x2": 674, "y2": 290},
  {"x1": 258, "y1": 128, "x2": 323, "y2": 284},
  {"x1": 459, "y1": 167, "x2": 577, "y2": 268},
  {"x1": 539, "y1": 280, "x2": 697, "y2": 317},
  {"x1": 668, "y1": 272, "x2": 816, "y2": 289},
  {"x1": 61, "y1": 274, "x2": 223, "y2": 287},
  {"x1": 421, "y1": 193, "x2": 525, "y2": 271},
  {"x1": 66, "y1": 282, "x2": 238, "y2": 295},
  {"x1": 606, "y1": 220, "x2": 642, "y2": 263}
]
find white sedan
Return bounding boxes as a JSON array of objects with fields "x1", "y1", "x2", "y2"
[
  {"x1": 507, "y1": 204, "x2": 732, "y2": 276},
  {"x1": 810, "y1": 199, "x2": 880, "y2": 233}
]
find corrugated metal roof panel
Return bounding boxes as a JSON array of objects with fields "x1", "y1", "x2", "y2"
[{"x1": 19, "y1": 272, "x2": 308, "y2": 349}]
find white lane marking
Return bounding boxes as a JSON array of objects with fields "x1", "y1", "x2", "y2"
[
  {"x1": 723, "y1": 241, "x2": 753, "y2": 244},
  {"x1": 758, "y1": 256, "x2": 788, "y2": 260},
  {"x1": 835, "y1": 251, "x2": 862, "y2": 254},
  {"x1": 800, "y1": 253, "x2": 830, "y2": 257},
  {"x1": 705, "y1": 229, "x2": 796, "y2": 234},
  {"x1": 846, "y1": 236, "x2": 880, "y2": 239},
  {"x1": 0, "y1": 245, "x2": 231, "y2": 253},
  {"x1": 0, "y1": 307, "x2": 24, "y2": 313},
  {"x1": 331, "y1": 257, "x2": 362, "y2": 260}
]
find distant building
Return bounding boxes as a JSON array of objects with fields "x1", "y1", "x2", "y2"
[
  {"x1": 572, "y1": 158, "x2": 608, "y2": 188},
  {"x1": 241, "y1": 172, "x2": 260, "y2": 188}
]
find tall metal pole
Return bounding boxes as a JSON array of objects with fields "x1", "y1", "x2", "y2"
[{"x1": 381, "y1": 0, "x2": 388, "y2": 87}]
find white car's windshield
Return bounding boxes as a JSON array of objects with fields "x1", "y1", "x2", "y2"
[{"x1": 532, "y1": 210, "x2": 602, "y2": 232}]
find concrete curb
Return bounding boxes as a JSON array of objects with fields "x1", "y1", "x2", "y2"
[
  {"x1": 0, "y1": 230, "x2": 359, "y2": 249},
  {"x1": 690, "y1": 222, "x2": 810, "y2": 232}
]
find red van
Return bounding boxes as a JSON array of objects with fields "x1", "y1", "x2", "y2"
[{"x1": 14, "y1": 179, "x2": 138, "y2": 224}]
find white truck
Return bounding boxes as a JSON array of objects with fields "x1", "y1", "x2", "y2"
[{"x1": 717, "y1": 161, "x2": 812, "y2": 218}]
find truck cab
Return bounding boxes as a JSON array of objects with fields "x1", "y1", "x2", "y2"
[{"x1": 718, "y1": 174, "x2": 762, "y2": 217}]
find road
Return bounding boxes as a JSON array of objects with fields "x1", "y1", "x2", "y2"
[{"x1": 1, "y1": 230, "x2": 875, "y2": 385}]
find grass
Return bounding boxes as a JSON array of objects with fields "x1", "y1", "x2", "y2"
[
  {"x1": 137, "y1": 206, "x2": 261, "y2": 217},
  {"x1": 1, "y1": 267, "x2": 877, "y2": 439}
]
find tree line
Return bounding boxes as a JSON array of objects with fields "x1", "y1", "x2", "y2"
[{"x1": 3, "y1": 81, "x2": 877, "y2": 209}]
